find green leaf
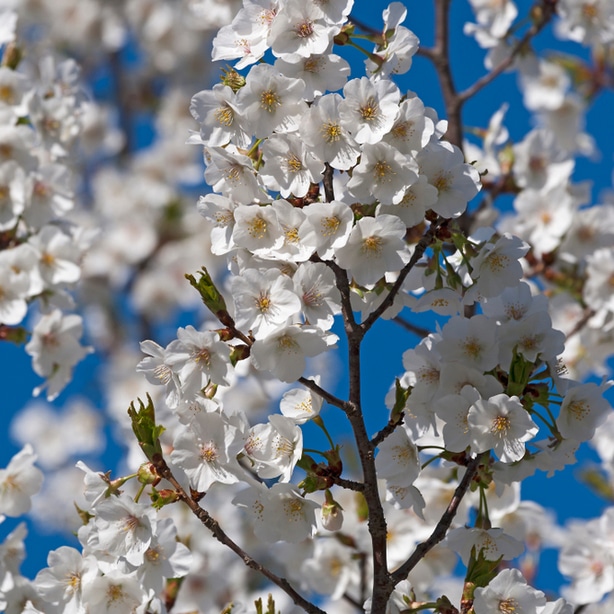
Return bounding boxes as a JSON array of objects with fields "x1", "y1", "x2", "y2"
[
  {"x1": 391, "y1": 377, "x2": 410, "y2": 420},
  {"x1": 0, "y1": 325, "x2": 28, "y2": 345},
  {"x1": 185, "y1": 268, "x2": 234, "y2": 328},
  {"x1": 465, "y1": 546, "x2": 502, "y2": 588},
  {"x1": 507, "y1": 348, "x2": 535, "y2": 397},
  {"x1": 127, "y1": 394, "x2": 165, "y2": 462}
]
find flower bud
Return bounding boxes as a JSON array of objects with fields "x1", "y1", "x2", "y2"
[
  {"x1": 151, "y1": 488, "x2": 181, "y2": 509},
  {"x1": 321, "y1": 490, "x2": 344, "y2": 531},
  {"x1": 137, "y1": 462, "x2": 160, "y2": 486}
]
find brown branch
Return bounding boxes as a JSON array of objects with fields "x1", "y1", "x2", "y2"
[
  {"x1": 565, "y1": 307, "x2": 596, "y2": 340},
  {"x1": 323, "y1": 259, "x2": 358, "y2": 329},
  {"x1": 348, "y1": 14, "x2": 381, "y2": 37},
  {"x1": 390, "y1": 453, "x2": 484, "y2": 585},
  {"x1": 298, "y1": 376, "x2": 349, "y2": 412},
  {"x1": 152, "y1": 455, "x2": 325, "y2": 614},
  {"x1": 371, "y1": 414, "x2": 404, "y2": 449},
  {"x1": 361, "y1": 219, "x2": 443, "y2": 332},
  {"x1": 430, "y1": 0, "x2": 463, "y2": 149},
  {"x1": 331, "y1": 475, "x2": 365, "y2": 492},
  {"x1": 458, "y1": 1, "x2": 559, "y2": 104},
  {"x1": 342, "y1": 592, "x2": 364, "y2": 612},
  {"x1": 322, "y1": 162, "x2": 336, "y2": 203},
  {"x1": 342, "y1": 317, "x2": 394, "y2": 609},
  {"x1": 322, "y1": 253, "x2": 394, "y2": 609},
  {"x1": 392, "y1": 315, "x2": 432, "y2": 339}
]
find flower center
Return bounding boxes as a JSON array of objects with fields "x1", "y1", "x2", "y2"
[
  {"x1": 215, "y1": 211, "x2": 234, "y2": 227},
  {"x1": 145, "y1": 547, "x2": 160, "y2": 563},
  {"x1": 0, "y1": 85, "x2": 15, "y2": 104},
  {"x1": 392, "y1": 120, "x2": 415, "y2": 140},
  {"x1": 433, "y1": 172, "x2": 452, "y2": 192},
  {"x1": 462, "y1": 338, "x2": 482, "y2": 359},
  {"x1": 283, "y1": 498, "x2": 305, "y2": 519},
  {"x1": 214, "y1": 106, "x2": 234, "y2": 127},
  {"x1": 320, "y1": 215, "x2": 340, "y2": 236},
  {"x1": 106, "y1": 584, "x2": 126, "y2": 603},
  {"x1": 278, "y1": 335, "x2": 300, "y2": 352},
  {"x1": 582, "y1": 3, "x2": 598, "y2": 19},
  {"x1": 200, "y1": 441, "x2": 219, "y2": 462},
  {"x1": 567, "y1": 400, "x2": 589, "y2": 420},
  {"x1": 295, "y1": 20, "x2": 314, "y2": 38},
  {"x1": 153, "y1": 364, "x2": 172, "y2": 385},
  {"x1": 285, "y1": 154, "x2": 303, "y2": 173},
  {"x1": 576, "y1": 225, "x2": 595, "y2": 242},
  {"x1": 303, "y1": 287, "x2": 323, "y2": 307},
  {"x1": 260, "y1": 90, "x2": 281, "y2": 113},
  {"x1": 256, "y1": 293, "x2": 272, "y2": 313},
  {"x1": 303, "y1": 57, "x2": 323, "y2": 73},
  {"x1": 248, "y1": 215, "x2": 268, "y2": 239},
  {"x1": 498, "y1": 598, "x2": 519, "y2": 613},
  {"x1": 41, "y1": 252, "x2": 56, "y2": 267},
  {"x1": 192, "y1": 348, "x2": 212, "y2": 366},
  {"x1": 529, "y1": 155, "x2": 545, "y2": 172},
  {"x1": 373, "y1": 160, "x2": 393, "y2": 181},
  {"x1": 491, "y1": 414, "x2": 511, "y2": 436},
  {"x1": 322, "y1": 121, "x2": 342, "y2": 143},
  {"x1": 225, "y1": 164, "x2": 242, "y2": 183},
  {"x1": 362, "y1": 235, "x2": 383, "y2": 255},
  {"x1": 285, "y1": 226, "x2": 300, "y2": 243},
  {"x1": 359, "y1": 97, "x2": 379, "y2": 122},
  {"x1": 485, "y1": 252, "x2": 509, "y2": 272}
]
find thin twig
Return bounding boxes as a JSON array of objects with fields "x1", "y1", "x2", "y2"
[
  {"x1": 331, "y1": 475, "x2": 366, "y2": 492},
  {"x1": 458, "y1": 1, "x2": 558, "y2": 103},
  {"x1": 565, "y1": 308, "x2": 596, "y2": 340},
  {"x1": 371, "y1": 415, "x2": 404, "y2": 449},
  {"x1": 430, "y1": 0, "x2": 463, "y2": 149},
  {"x1": 152, "y1": 454, "x2": 325, "y2": 614},
  {"x1": 348, "y1": 14, "x2": 381, "y2": 37},
  {"x1": 342, "y1": 591, "x2": 363, "y2": 611},
  {"x1": 299, "y1": 376, "x2": 348, "y2": 412},
  {"x1": 390, "y1": 453, "x2": 484, "y2": 585},
  {"x1": 362, "y1": 219, "x2": 443, "y2": 332},
  {"x1": 392, "y1": 315, "x2": 432, "y2": 339}
]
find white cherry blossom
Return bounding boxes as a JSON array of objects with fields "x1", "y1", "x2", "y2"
[
  {"x1": 171, "y1": 410, "x2": 244, "y2": 491},
  {"x1": 250, "y1": 324, "x2": 335, "y2": 382},
  {"x1": 339, "y1": 76, "x2": 400, "y2": 145},
  {"x1": 0, "y1": 445, "x2": 43, "y2": 517},
  {"x1": 334, "y1": 213, "x2": 409, "y2": 287},
  {"x1": 468, "y1": 393, "x2": 538, "y2": 462},
  {"x1": 231, "y1": 267, "x2": 301, "y2": 339},
  {"x1": 473, "y1": 568, "x2": 546, "y2": 614}
]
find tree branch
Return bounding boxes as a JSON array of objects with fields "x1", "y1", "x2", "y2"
[
  {"x1": 213, "y1": 304, "x2": 349, "y2": 415},
  {"x1": 322, "y1": 162, "x2": 336, "y2": 203},
  {"x1": 390, "y1": 453, "x2": 484, "y2": 585},
  {"x1": 458, "y1": 1, "x2": 559, "y2": 104},
  {"x1": 430, "y1": 0, "x2": 463, "y2": 149},
  {"x1": 362, "y1": 219, "x2": 443, "y2": 332},
  {"x1": 331, "y1": 475, "x2": 366, "y2": 492},
  {"x1": 392, "y1": 315, "x2": 432, "y2": 339},
  {"x1": 298, "y1": 376, "x2": 349, "y2": 412},
  {"x1": 371, "y1": 414, "x2": 404, "y2": 449},
  {"x1": 152, "y1": 455, "x2": 325, "y2": 614},
  {"x1": 324, "y1": 259, "x2": 359, "y2": 330}
]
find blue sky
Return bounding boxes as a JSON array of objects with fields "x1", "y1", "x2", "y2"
[{"x1": 2, "y1": 0, "x2": 614, "y2": 602}]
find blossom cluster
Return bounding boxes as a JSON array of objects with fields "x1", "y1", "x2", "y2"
[
  {"x1": 465, "y1": 0, "x2": 614, "y2": 381},
  {"x1": 0, "y1": 0, "x2": 613, "y2": 612},
  {"x1": 0, "y1": 15, "x2": 93, "y2": 400}
]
